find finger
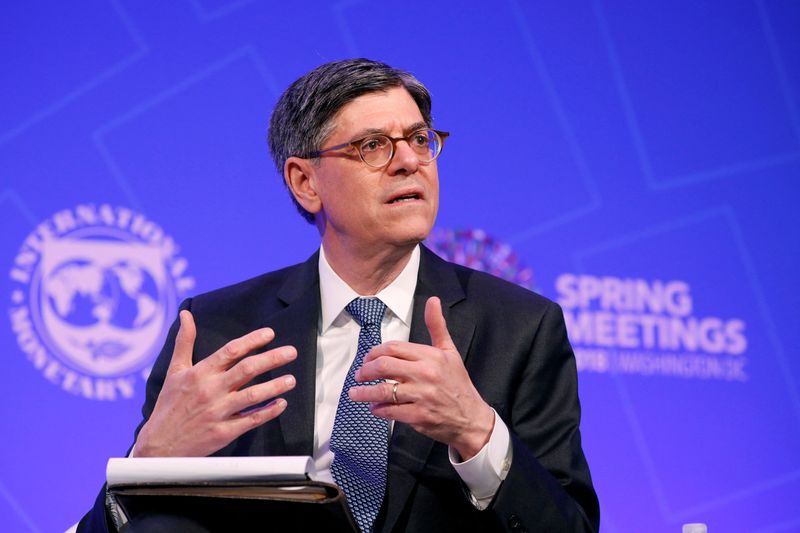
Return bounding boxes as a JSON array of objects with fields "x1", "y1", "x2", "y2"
[
  {"x1": 350, "y1": 381, "x2": 410, "y2": 404},
  {"x1": 227, "y1": 374, "x2": 296, "y2": 415},
  {"x1": 227, "y1": 398, "x2": 288, "y2": 435},
  {"x1": 362, "y1": 340, "x2": 437, "y2": 364},
  {"x1": 425, "y1": 297, "x2": 456, "y2": 351},
  {"x1": 355, "y1": 355, "x2": 417, "y2": 383},
  {"x1": 167, "y1": 310, "x2": 196, "y2": 375},
  {"x1": 204, "y1": 328, "x2": 276, "y2": 372},
  {"x1": 224, "y1": 346, "x2": 297, "y2": 390},
  {"x1": 368, "y1": 402, "x2": 417, "y2": 423}
]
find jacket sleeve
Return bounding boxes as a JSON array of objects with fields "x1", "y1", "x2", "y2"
[{"x1": 489, "y1": 301, "x2": 600, "y2": 532}]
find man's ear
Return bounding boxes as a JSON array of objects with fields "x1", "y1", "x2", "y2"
[{"x1": 284, "y1": 156, "x2": 322, "y2": 215}]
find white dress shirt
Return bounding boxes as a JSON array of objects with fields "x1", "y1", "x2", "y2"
[{"x1": 313, "y1": 245, "x2": 512, "y2": 509}]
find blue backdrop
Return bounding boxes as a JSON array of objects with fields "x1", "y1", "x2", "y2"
[{"x1": 2, "y1": 1, "x2": 799, "y2": 531}]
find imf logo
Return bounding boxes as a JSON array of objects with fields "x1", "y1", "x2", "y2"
[{"x1": 8, "y1": 204, "x2": 195, "y2": 400}]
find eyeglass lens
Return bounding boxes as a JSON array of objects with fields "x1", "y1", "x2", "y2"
[{"x1": 358, "y1": 129, "x2": 442, "y2": 167}]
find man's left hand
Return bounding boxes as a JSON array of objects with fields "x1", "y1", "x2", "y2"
[{"x1": 349, "y1": 296, "x2": 494, "y2": 460}]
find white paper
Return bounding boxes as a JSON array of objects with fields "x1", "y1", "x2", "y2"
[{"x1": 106, "y1": 456, "x2": 317, "y2": 487}]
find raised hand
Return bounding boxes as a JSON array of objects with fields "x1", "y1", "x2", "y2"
[
  {"x1": 349, "y1": 297, "x2": 494, "y2": 460},
  {"x1": 133, "y1": 310, "x2": 297, "y2": 457}
]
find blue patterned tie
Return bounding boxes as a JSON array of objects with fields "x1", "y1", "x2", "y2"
[{"x1": 330, "y1": 297, "x2": 389, "y2": 533}]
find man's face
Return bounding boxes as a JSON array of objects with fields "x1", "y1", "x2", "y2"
[{"x1": 311, "y1": 86, "x2": 439, "y2": 253}]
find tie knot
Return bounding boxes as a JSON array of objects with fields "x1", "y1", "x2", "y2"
[{"x1": 346, "y1": 297, "x2": 386, "y2": 327}]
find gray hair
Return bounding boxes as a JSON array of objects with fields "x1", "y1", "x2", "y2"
[{"x1": 267, "y1": 58, "x2": 433, "y2": 223}]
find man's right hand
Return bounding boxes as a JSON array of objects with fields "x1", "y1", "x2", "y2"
[{"x1": 133, "y1": 310, "x2": 296, "y2": 457}]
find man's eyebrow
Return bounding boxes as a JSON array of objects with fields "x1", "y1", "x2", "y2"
[
  {"x1": 348, "y1": 122, "x2": 430, "y2": 142},
  {"x1": 348, "y1": 127, "x2": 386, "y2": 142},
  {"x1": 404, "y1": 121, "x2": 429, "y2": 135}
]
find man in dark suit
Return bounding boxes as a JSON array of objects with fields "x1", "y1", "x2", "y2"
[{"x1": 79, "y1": 58, "x2": 599, "y2": 532}]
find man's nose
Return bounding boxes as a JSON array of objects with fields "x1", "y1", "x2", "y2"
[{"x1": 387, "y1": 139, "x2": 420, "y2": 175}]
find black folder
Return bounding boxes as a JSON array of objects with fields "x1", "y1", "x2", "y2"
[{"x1": 109, "y1": 480, "x2": 358, "y2": 532}]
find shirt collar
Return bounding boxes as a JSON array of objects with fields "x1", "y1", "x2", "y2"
[{"x1": 318, "y1": 245, "x2": 420, "y2": 333}]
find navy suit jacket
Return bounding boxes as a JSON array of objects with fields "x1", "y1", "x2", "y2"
[{"x1": 80, "y1": 246, "x2": 599, "y2": 532}]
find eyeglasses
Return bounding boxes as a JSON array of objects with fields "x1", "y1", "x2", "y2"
[{"x1": 308, "y1": 128, "x2": 449, "y2": 168}]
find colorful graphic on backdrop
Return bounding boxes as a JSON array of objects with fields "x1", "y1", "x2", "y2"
[
  {"x1": 7, "y1": 204, "x2": 195, "y2": 400},
  {"x1": 425, "y1": 227, "x2": 535, "y2": 290}
]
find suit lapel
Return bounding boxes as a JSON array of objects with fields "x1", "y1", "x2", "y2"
[
  {"x1": 382, "y1": 246, "x2": 476, "y2": 532},
  {"x1": 261, "y1": 252, "x2": 321, "y2": 456}
]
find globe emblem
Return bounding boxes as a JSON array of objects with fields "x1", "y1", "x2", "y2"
[
  {"x1": 44, "y1": 259, "x2": 160, "y2": 360},
  {"x1": 8, "y1": 204, "x2": 195, "y2": 400},
  {"x1": 34, "y1": 237, "x2": 172, "y2": 378}
]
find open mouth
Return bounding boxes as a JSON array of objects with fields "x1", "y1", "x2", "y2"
[{"x1": 387, "y1": 192, "x2": 422, "y2": 204}]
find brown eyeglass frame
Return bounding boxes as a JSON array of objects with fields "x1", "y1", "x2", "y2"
[{"x1": 307, "y1": 129, "x2": 450, "y2": 168}]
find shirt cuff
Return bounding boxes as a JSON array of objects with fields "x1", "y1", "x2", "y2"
[{"x1": 448, "y1": 409, "x2": 512, "y2": 510}]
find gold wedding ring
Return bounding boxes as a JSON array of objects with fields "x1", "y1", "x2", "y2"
[{"x1": 391, "y1": 382, "x2": 399, "y2": 404}]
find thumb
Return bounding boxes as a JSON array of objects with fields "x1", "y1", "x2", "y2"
[
  {"x1": 167, "y1": 310, "x2": 196, "y2": 374},
  {"x1": 425, "y1": 297, "x2": 456, "y2": 351}
]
